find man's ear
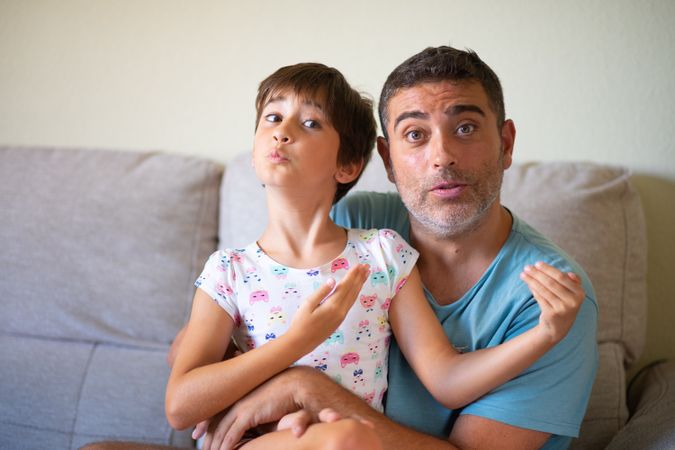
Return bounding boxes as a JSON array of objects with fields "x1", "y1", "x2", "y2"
[
  {"x1": 500, "y1": 119, "x2": 516, "y2": 170},
  {"x1": 335, "y1": 159, "x2": 364, "y2": 184},
  {"x1": 377, "y1": 137, "x2": 395, "y2": 183}
]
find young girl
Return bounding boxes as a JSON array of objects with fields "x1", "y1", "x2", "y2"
[{"x1": 165, "y1": 63, "x2": 584, "y2": 449}]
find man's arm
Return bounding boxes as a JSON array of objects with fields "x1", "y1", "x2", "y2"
[
  {"x1": 205, "y1": 366, "x2": 454, "y2": 450},
  {"x1": 296, "y1": 369, "x2": 551, "y2": 450},
  {"x1": 206, "y1": 366, "x2": 554, "y2": 450}
]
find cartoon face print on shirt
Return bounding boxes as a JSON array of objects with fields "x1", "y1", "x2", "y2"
[
  {"x1": 325, "y1": 330, "x2": 344, "y2": 345},
  {"x1": 282, "y1": 282, "x2": 302, "y2": 301},
  {"x1": 396, "y1": 243, "x2": 415, "y2": 265},
  {"x1": 311, "y1": 351, "x2": 329, "y2": 372},
  {"x1": 216, "y1": 281, "x2": 234, "y2": 299},
  {"x1": 249, "y1": 290, "x2": 269, "y2": 305},
  {"x1": 271, "y1": 265, "x2": 289, "y2": 279},
  {"x1": 244, "y1": 266, "x2": 262, "y2": 284},
  {"x1": 359, "y1": 294, "x2": 377, "y2": 312},
  {"x1": 356, "y1": 320, "x2": 372, "y2": 341},
  {"x1": 370, "y1": 267, "x2": 387, "y2": 287},
  {"x1": 331, "y1": 257, "x2": 349, "y2": 273},
  {"x1": 267, "y1": 306, "x2": 286, "y2": 326},
  {"x1": 359, "y1": 229, "x2": 378, "y2": 243},
  {"x1": 357, "y1": 252, "x2": 373, "y2": 265}
]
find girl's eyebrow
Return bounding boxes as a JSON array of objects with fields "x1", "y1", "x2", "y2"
[{"x1": 265, "y1": 95, "x2": 324, "y2": 111}]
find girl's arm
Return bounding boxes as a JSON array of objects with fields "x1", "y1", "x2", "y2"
[
  {"x1": 165, "y1": 264, "x2": 369, "y2": 430},
  {"x1": 389, "y1": 262, "x2": 585, "y2": 410}
]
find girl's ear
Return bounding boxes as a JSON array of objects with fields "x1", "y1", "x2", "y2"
[{"x1": 335, "y1": 159, "x2": 364, "y2": 184}]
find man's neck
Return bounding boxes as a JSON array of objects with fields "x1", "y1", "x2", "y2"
[{"x1": 409, "y1": 204, "x2": 513, "y2": 305}]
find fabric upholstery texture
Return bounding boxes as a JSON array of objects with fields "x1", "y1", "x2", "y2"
[
  {"x1": 0, "y1": 146, "x2": 223, "y2": 449},
  {"x1": 1, "y1": 147, "x2": 651, "y2": 448},
  {"x1": 607, "y1": 360, "x2": 675, "y2": 449}
]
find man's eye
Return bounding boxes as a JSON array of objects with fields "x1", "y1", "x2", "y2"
[
  {"x1": 303, "y1": 119, "x2": 320, "y2": 128},
  {"x1": 405, "y1": 130, "x2": 423, "y2": 141},
  {"x1": 457, "y1": 124, "x2": 475, "y2": 135},
  {"x1": 265, "y1": 114, "x2": 280, "y2": 122}
]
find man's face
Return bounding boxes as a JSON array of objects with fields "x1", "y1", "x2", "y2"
[{"x1": 378, "y1": 80, "x2": 514, "y2": 238}]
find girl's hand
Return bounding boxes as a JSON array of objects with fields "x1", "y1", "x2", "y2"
[
  {"x1": 520, "y1": 261, "x2": 585, "y2": 344},
  {"x1": 287, "y1": 264, "x2": 369, "y2": 353}
]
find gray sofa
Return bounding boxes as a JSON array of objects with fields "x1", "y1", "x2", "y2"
[{"x1": 1, "y1": 146, "x2": 673, "y2": 450}]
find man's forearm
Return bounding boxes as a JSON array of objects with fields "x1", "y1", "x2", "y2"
[{"x1": 294, "y1": 367, "x2": 456, "y2": 450}]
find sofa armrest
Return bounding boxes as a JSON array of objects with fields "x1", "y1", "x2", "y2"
[{"x1": 606, "y1": 359, "x2": 675, "y2": 449}]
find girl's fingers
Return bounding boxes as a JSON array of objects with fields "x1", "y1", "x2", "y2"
[
  {"x1": 324, "y1": 264, "x2": 369, "y2": 312},
  {"x1": 521, "y1": 271, "x2": 555, "y2": 311},
  {"x1": 533, "y1": 262, "x2": 581, "y2": 290},
  {"x1": 523, "y1": 264, "x2": 578, "y2": 307}
]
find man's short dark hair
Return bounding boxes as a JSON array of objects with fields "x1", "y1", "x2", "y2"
[
  {"x1": 379, "y1": 46, "x2": 505, "y2": 139},
  {"x1": 256, "y1": 63, "x2": 376, "y2": 203}
]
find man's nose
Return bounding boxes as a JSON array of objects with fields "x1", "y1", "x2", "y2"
[{"x1": 430, "y1": 133, "x2": 457, "y2": 168}]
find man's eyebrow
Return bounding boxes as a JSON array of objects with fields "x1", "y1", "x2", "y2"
[
  {"x1": 446, "y1": 104, "x2": 486, "y2": 117},
  {"x1": 393, "y1": 111, "x2": 429, "y2": 131}
]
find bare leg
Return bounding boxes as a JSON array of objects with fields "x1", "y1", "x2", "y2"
[
  {"x1": 240, "y1": 418, "x2": 383, "y2": 450},
  {"x1": 79, "y1": 442, "x2": 188, "y2": 450}
]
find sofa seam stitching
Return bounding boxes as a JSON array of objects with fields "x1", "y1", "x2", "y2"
[
  {"x1": 69, "y1": 342, "x2": 97, "y2": 449},
  {"x1": 619, "y1": 177, "x2": 629, "y2": 361},
  {"x1": 183, "y1": 163, "x2": 214, "y2": 325}
]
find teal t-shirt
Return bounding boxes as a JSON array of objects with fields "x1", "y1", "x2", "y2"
[{"x1": 331, "y1": 192, "x2": 598, "y2": 450}]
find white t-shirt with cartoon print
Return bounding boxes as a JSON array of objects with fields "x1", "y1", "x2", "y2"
[{"x1": 195, "y1": 228, "x2": 419, "y2": 411}]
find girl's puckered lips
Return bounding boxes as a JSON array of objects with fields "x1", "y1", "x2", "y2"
[{"x1": 268, "y1": 150, "x2": 289, "y2": 163}]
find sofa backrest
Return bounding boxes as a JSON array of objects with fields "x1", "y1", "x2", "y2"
[{"x1": 0, "y1": 146, "x2": 223, "y2": 348}]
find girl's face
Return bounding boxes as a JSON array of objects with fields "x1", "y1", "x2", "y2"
[{"x1": 252, "y1": 89, "x2": 344, "y2": 197}]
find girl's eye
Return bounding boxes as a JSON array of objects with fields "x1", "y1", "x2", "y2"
[
  {"x1": 265, "y1": 114, "x2": 281, "y2": 123},
  {"x1": 303, "y1": 119, "x2": 320, "y2": 129},
  {"x1": 457, "y1": 124, "x2": 475, "y2": 135},
  {"x1": 405, "y1": 130, "x2": 423, "y2": 142}
]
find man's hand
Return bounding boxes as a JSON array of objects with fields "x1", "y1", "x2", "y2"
[
  {"x1": 277, "y1": 407, "x2": 374, "y2": 437},
  {"x1": 520, "y1": 261, "x2": 585, "y2": 343},
  {"x1": 202, "y1": 366, "x2": 314, "y2": 450}
]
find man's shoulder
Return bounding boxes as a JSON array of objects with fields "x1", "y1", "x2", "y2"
[
  {"x1": 331, "y1": 191, "x2": 409, "y2": 236},
  {"x1": 510, "y1": 215, "x2": 594, "y2": 283}
]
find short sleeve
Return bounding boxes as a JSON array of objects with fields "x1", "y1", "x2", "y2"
[
  {"x1": 194, "y1": 250, "x2": 240, "y2": 320},
  {"x1": 462, "y1": 296, "x2": 599, "y2": 439},
  {"x1": 376, "y1": 229, "x2": 419, "y2": 297}
]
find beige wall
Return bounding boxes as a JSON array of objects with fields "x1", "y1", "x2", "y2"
[{"x1": 1, "y1": 0, "x2": 673, "y2": 374}]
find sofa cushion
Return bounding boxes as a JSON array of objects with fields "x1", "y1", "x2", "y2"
[
  {"x1": 501, "y1": 162, "x2": 647, "y2": 367},
  {"x1": 0, "y1": 335, "x2": 193, "y2": 449},
  {"x1": 606, "y1": 360, "x2": 675, "y2": 449},
  {"x1": 0, "y1": 146, "x2": 223, "y2": 347}
]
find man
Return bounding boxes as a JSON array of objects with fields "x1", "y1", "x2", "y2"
[{"x1": 201, "y1": 46, "x2": 598, "y2": 450}]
